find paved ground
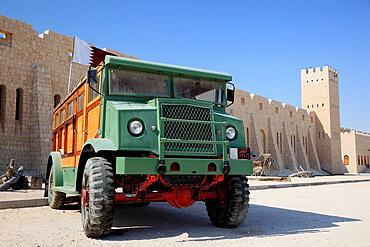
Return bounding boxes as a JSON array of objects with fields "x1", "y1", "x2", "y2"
[{"x1": 1, "y1": 182, "x2": 370, "y2": 247}]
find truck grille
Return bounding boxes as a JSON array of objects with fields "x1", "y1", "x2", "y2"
[{"x1": 161, "y1": 104, "x2": 215, "y2": 155}]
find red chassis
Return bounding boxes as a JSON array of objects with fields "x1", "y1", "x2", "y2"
[{"x1": 113, "y1": 175, "x2": 226, "y2": 208}]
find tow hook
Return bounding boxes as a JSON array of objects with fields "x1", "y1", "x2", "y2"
[
  {"x1": 222, "y1": 161, "x2": 231, "y2": 174},
  {"x1": 156, "y1": 160, "x2": 167, "y2": 174}
]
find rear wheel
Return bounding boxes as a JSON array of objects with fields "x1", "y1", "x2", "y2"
[
  {"x1": 206, "y1": 176, "x2": 250, "y2": 228},
  {"x1": 81, "y1": 157, "x2": 115, "y2": 238},
  {"x1": 47, "y1": 169, "x2": 66, "y2": 209}
]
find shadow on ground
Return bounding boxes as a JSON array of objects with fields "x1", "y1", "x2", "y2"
[{"x1": 84, "y1": 202, "x2": 360, "y2": 242}]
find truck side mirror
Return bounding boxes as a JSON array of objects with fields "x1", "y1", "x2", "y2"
[
  {"x1": 226, "y1": 82, "x2": 235, "y2": 106},
  {"x1": 87, "y1": 67, "x2": 98, "y2": 85}
]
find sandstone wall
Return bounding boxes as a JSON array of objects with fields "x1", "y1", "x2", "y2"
[
  {"x1": 341, "y1": 129, "x2": 370, "y2": 173},
  {"x1": 228, "y1": 89, "x2": 321, "y2": 175},
  {"x1": 0, "y1": 15, "x2": 126, "y2": 175}
]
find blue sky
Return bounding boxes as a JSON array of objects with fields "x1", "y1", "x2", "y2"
[{"x1": 1, "y1": 0, "x2": 370, "y2": 131}]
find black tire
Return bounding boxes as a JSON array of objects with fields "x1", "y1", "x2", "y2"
[
  {"x1": 81, "y1": 157, "x2": 115, "y2": 238},
  {"x1": 47, "y1": 169, "x2": 66, "y2": 209},
  {"x1": 206, "y1": 176, "x2": 250, "y2": 228}
]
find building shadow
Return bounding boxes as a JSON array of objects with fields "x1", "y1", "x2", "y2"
[{"x1": 95, "y1": 202, "x2": 359, "y2": 242}]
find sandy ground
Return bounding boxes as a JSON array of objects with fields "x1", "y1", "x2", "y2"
[
  {"x1": 0, "y1": 189, "x2": 43, "y2": 201},
  {"x1": 248, "y1": 174, "x2": 370, "y2": 187},
  {"x1": 1, "y1": 182, "x2": 370, "y2": 247},
  {"x1": 1, "y1": 174, "x2": 370, "y2": 202}
]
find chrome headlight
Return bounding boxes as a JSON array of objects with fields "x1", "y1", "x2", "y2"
[
  {"x1": 128, "y1": 120, "x2": 144, "y2": 136},
  {"x1": 226, "y1": 126, "x2": 236, "y2": 140}
]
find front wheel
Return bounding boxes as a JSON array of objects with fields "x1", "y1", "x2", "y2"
[
  {"x1": 47, "y1": 169, "x2": 66, "y2": 209},
  {"x1": 205, "y1": 176, "x2": 250, "y2": 228},
  {"x1": 81, "y1": 157, "x2": 115, "y2": 238}
]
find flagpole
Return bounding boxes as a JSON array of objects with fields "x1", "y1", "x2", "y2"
[
  {"x1": 67, "y1": 62, "x2": 73, "y2": 94},
  {"x1": 67, "y1": 36, "x2": 77, "y2": 94}
]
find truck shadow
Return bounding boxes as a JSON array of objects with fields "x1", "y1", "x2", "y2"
[{"x1": 100, "y1": 202, "x2": 359, "y2": 242}]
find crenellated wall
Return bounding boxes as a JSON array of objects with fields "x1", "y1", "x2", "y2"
[
  {"x1": 341, "y1": 128, "x2": 370, "y2": 173},
  {"x1": 228, "y1": 89, "x2": 322, "y2": 175},
  {"x1": 301, "y1": 66, "x2": 342, "y2": 174}
]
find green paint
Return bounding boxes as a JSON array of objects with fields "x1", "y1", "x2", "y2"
[
  {"x1": 105, "y1": 56, "x2": 232, "y2": 81},
  {"x1": 55, "y1": 57, "x2": 252, "y2": 194},
  {"x1": 54, "y1": 186, "x2": 80, "y2": 195},
  {"x1": 62, "y1": 167, "x2": 76, "y2": 187},
  {"x1": 49, "y1": 152, "x2": 63, "y2": 187},
  {"x1": 84, "y1": 138, "x2": 118, "y2": 152},
  {"x1": 116, "y1": 157, "x2": 252, "y2": 175}
]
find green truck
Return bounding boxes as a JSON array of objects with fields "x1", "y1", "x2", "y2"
[{"x1": 46, "y1": 56, "x2": 253, "y2": 238}]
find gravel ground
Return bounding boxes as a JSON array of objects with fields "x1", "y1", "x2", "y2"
[{"x1": 1, "y1": 182, "x2": 370, "y2": 247}]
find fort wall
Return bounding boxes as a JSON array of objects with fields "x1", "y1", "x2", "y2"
[
  {"x1": 228, "y1": 89, "x2": 321, "y2": 175},
  {"x1": 0, "y1": 15, "x2": 129, "y2": 175},
  {"x1": 341, "y1": 129, "x2": 370, "y2": 173}
]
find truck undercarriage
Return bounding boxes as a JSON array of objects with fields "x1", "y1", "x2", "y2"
[{"x1": 112, "y1": 174, "x2": 226, "y2": 208}]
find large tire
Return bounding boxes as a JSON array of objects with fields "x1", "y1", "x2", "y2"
[
  {"x1": 48, "y1": 169, "x2": 66, "y2": 209},
  {"x1": 206, "y1": 176, "x2": 250, "y2": 228},
  {"x1": 81, "y1": 157, "x2": 115, "y2": 238}
]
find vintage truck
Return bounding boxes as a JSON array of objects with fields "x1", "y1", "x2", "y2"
[{"x1": 45, "y1": 56, "x2": 253, "y2": 238}]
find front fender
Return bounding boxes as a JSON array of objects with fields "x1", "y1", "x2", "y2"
[
  {"x1": 83, "y1": 138, "x2": 118, "y2": 153},
  {"x1": 44, "y1": 152, "x2": 64, "y2": 197},
  {"x1": 48, "y1": 152, "x2": 64, "y2": 187},
  {"x1": 75, "y1": 138, "x2": 118, "y2": 193}
]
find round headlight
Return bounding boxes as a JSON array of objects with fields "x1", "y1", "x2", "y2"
[
  {"x1": 226, "y1": 126, "x2": 236, "y2": 140},
  {"x1": 128, "y1": 120, "x2": 144, "y2": 136}
]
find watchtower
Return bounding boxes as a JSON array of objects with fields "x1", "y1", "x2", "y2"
[{"x1": 301, "y1": 66, "x2": 343, "y2": 174}]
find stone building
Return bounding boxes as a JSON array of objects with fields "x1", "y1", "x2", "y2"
[
  {"x1": 0, "y1": 15, "x2": 131, "y2": 175},
  {"x1": 341, "y1": 129, "x2": 370, "y2": 173},
  {"x1": 0, "y1": 15, "x2": 368, "y2": 176},
  {"x1": 228, "y1": 65, "x2": 363, "y2": 175}
]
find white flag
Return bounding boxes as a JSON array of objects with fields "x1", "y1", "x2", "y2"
[{"x1": 71, "y1": 36, "x2": 92, "y2": 65}]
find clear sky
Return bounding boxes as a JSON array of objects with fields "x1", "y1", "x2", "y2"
[{"x1": 1, "y1": 0, "x2": 369, "y2": 131}]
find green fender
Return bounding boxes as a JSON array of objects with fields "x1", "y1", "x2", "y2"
[
  {"x1": 74, "y1": 138, "x2": 118, "y2": 193},
  {"x1": 83, "y1": 138, "x2": 118, "y2": 153},
  {"x1": 47, "y1": 152, "x2": 64, "y2": 187}
]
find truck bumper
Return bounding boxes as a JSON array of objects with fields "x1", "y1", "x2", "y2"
[{"x1": 116, "y1": 157, "x2": 253, "y2": 175}]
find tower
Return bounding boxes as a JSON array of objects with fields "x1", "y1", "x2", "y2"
[{"x1": 301, "y1": 66, "x2": 343, "y2": 174}]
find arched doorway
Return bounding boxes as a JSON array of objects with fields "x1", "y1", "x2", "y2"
[{"x1": 343, "y1": 155, "x2": 349, "y2": 166}]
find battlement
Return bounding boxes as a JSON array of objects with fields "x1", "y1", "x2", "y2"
[
  {"x1": 235, "y1": 88, "x2": 313, "y2": 121},
  {"x1": 301, "y1": 65, "x2": 338, "y2": 77},
  {"x1": 341, "y1": 128, "x2": 370, "y2": 137}
]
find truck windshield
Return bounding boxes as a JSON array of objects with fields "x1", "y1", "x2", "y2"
[
  {"x1": 109, "y1": 69, "x2": 170, "y2": 96},
  {"x1": 173, "y1": 76, "x2": 225, "y2": 104}
]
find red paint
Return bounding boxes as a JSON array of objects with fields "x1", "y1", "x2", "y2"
[
  {"x1": 114, "y1": 175, "x2": 226, "y2": 209},
  {"x1": 81, "y1": 187, "x2": 89, "y2": 206},
  {"x1": 170, "y1": 162, "x2": 180, "y2": 172},
  {"x1": 238, "y1": 147, "x2": 250, "y2": 159},
  {"x1": 165, "y1": 187, "x2": 195, "y2": 208}
]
